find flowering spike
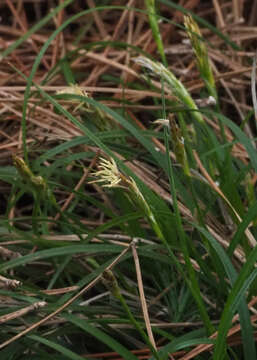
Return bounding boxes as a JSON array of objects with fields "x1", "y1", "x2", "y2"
[
  {"x1": 13, "y1": 155, "x2": 34, "y2": 182},
  {"x1": 90, "y1": 157, "x2": 123, "y2": 188},
  {"x1": 56, "y1": 83, "x2": 92, "y2": 112},
  {"x1": 13, "y1": 155, "x2": 47, "y2": 193},
  {"x1": 133, "y1": 56, "x2": 204, "y2": 124},
  {"x1": 184, "y1": 15, "x2": 216, "y2": 100}
]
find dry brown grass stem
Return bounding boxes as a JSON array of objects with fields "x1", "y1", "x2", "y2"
[
  {"x1": 0, "y1": 300, "x2": 47, "y2": 325},
  {"x1": 131, "y1": 241, "x2": 157, "y2": 351}
]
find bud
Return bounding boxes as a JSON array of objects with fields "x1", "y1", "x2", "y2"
[
  {"x1": 169, "y1": 116, "x2": 191, "y2": 176},
  {"x1": 13, "y1": 155, "x2": 47, "y2": 193},
  {"x1": 13, "y1": 155, "x2": 34, "y2": 183},
  {"x1": 102, "y1": 270, "x2": 121, "y2": 299}
]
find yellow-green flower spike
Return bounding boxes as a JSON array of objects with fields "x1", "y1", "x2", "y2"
[
  {"x1": 169, "y1": 116, "x2": 191, "y2": 177},
  {"x1": 56, "y1": 83, "x2": 92, "y2": 112},
  {"x1": 13, "y1": 155, "x2": 34, "y2": 183},
  {"x1": 184, "y1": 15, "x2": 216, "y2": 100},
  {"x1": 13, "y1": 155, "x2": 47, "y2": 193}
]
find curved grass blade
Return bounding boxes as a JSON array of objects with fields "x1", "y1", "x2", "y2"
[
  {"x1": 195, "y1": 225, "x2": 256, "y2": 360},
  {"x1": 0, "y1": 0, "x2": 74, "y2": 60},
  {"x1": 28, "y1": 335, "x2": 86, "y2": 360},
  {"x1": 35, "y1": 130, "x2": 129, "y2": 168},
  {"x1": 194, "y1": 225, "x2": 257, "y2": 358},
  {"x1": 150, "y1": 338, "x2": 214, "y2": 360},
  {"x1": 228, "y1": 200, "x2": 257, "y2": 256},
  {"x1": 0, "y1": 244, "x2": 124, "y2": 272},
  {"x1": 35, "y1": 137, "x2": 91, "y2": 166},
  {"x1": 204, "y1": 110, "x2": 257, "y2": 172},
  {"x1": 64, "y1": 314, "x2": 139, "y2": 360},
  {"x1": 213, "y1": 268, "x2": 257, "y2": 359}
]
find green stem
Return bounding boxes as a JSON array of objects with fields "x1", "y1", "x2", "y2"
[
  {"x1": 117, "y1": 291, "x2": 161, "y2": 360},
  {"x1": 163, "y1": 125, "x2": 215, "y2": 335},
  {"x1": 144, "y1": 0, "x2": 167, "y2": 66}
]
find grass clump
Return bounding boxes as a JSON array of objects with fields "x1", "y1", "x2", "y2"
[{"x1": 0, "y1": 1, "x2": 257, "y2": 360}]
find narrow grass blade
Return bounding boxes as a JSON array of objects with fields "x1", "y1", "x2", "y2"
[
  {"x1": 213, "y1": 268, "x2": 257, "y2": 359},
  {"x1": 195, "y1": 225, "x2": 256, "y2": 360},
  {"x1": 251, "y1": 53, "x2": 257, "y2": 128},
  {"x1": 0, "y1": 244, "x2": 124, "y2": 272},
  {"x1": 228, "y1": 200, "x2": 257, "y2": 256},
  {"x1": 205, "y1": 110, "x2": 257, "y2": 172},
  {"x1": 28, "y1": 335, "x2": 86, "y2": 360},
  {"x1": 150, "y1": 338, "x2": 214, "y2": 360},
  {"x1": 64, "y1": 314, "x2": 139, "y2": 360},
  {"x1": 0, "y1": 0, "x2": 74, "y2": 60}
]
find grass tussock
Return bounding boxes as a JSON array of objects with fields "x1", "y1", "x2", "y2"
[{"x1": 0, "y1": 1, "x2": 257, "y2": 359}]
